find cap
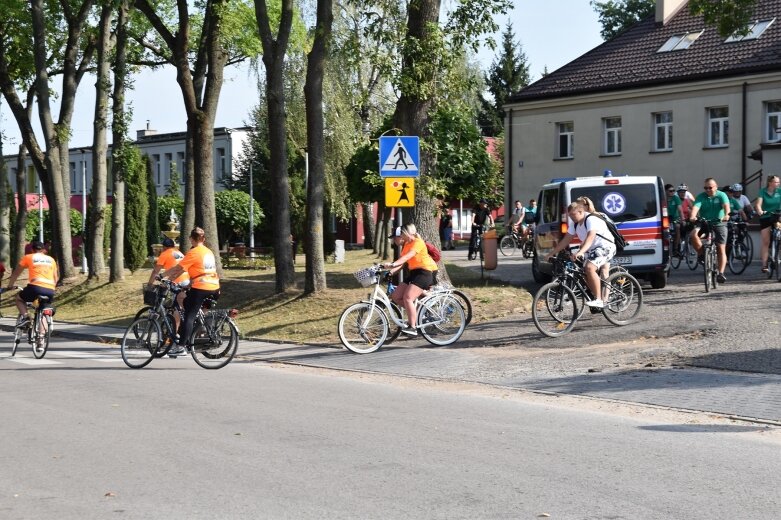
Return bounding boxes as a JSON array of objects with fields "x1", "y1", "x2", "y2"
[
  {"x1": 479, "y1": 198, "x2": 488, "y2": 204},
  {"x1": 676, "y1": 184, "x2": 688, "y2": 191},
  {"x1": 162, "y1": 237, "x2": 176, "y2": 247},
  {"x1": 731, "y1": 183, "x2": 743, "y2": 192},
  {"x1": 30, "y1": 240, "x2": 45, "y2": 251},
  {"x1": 387, "y1": 226, "x2": 402, "y2": 239}
]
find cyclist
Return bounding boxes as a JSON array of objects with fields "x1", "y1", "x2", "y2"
[
  {"x1": 508, "y1": 200, "x2": 525, "y2": 234},
  {"x1": 546, "y1": 201, "x2": 616, "y2": 309},
  {"x1": 160, "y1": 227, "x2": 220, "y2": 355},
  {"x1": 5, "y1": 240, "x2": 58, "y2": 328},
  {"x1": 730, "y1": 183, "x2": 752, "y2": 217},
  {"x1": 384, "y1": 224, "x2": 438, "y2": 336},
  {"x1": 469, "y1": 199, "x2": 492, "y2": 259},
  {"x1": 689, "y1": 178, "x2": 730, "y2": 283},
  {"x1": 666, "y1": 184, "x2": 683, "y2": 254},
  {"x1": 148, "y1": 237, "x2": 190, "y2": 334},
  {"x1": 726, "y1": 185, "x2": 749, "y2": 222},
  {"x1": 754, "y1": 174, "x2": 781, "y2": 273}
]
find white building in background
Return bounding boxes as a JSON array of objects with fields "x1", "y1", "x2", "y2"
[{"x1": 2, "y1": 125, "x2": 252, "y2": 200}]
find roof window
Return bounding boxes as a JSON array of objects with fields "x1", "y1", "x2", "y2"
[
  {"x1": 725, "y1": 19, "x2": 775, "y2": 42},
  {"x1": 657, "y1": 30, "x2": 704, "y2": 52}
]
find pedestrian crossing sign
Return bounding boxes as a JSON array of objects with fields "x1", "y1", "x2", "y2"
[
  {"x1": 379, "y1": 136, "x2": 419, "y2": 177},
  {"x1": 385, "y1": 178, "x2": 415, "y2": 207}
]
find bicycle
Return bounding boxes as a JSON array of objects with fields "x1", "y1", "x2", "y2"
[
  {"x1": 766, "y1": 210, "x2": 781, "y2": 281},
  {"x1": 468, "y1": 229, "x2": 484, "y2": 261},
  {"x1": 694, "y1": 217, "x2": 721, "y2": 292},
  {"x1": 2, "y1": 286, "x2": 55, "y2": 359},
  {"x1": 120, "y1": 279, "x2": 240, "y2": 369},
  {"x1": 338, "y1": 265, "x2": 467, "y2": 354},
  {"x1": 531, "y1": 252, "x2": 643, "y2": 337},
  {"x1": 499, "y1": 227, "x2": 533, "y2": 258},
  {"x1": 726, "y1": 217, "x2": 753, "y2": 275}
]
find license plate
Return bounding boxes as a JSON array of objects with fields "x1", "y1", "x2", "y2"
[{"x1": 613, "y1": 256, "x2": 632, "y2": 265}]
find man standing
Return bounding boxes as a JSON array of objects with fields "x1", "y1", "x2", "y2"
[
  {"x1": 469, "y1": 199, "x2": 492, "y2": 260},
  {"x1": 689, "y1": 178, "x2": 730, "y2": 283},
  {"x1": 546, "y1": 202, "x2": 616, "y2": 308}
]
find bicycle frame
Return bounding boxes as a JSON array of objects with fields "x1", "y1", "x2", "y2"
[{"x1": 358, "y1": 273, "x2": 454, "y2": 331}]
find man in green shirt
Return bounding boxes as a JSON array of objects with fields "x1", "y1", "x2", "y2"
[
  {"x1": 689, "y1": 177, "x2": 730, "y2": 283},
  {"x1": 666, "y1": 184, "x2": 683, "y2": 256}
]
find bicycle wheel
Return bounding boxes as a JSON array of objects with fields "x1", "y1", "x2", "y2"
[
  {"x1": 744, "y1": 232, "x2": 754, "y2": 266},
  {"x1": 670, "y1": 243, "x2": 682, "y2": 269},
  {"x1": 704, "y1": 247, "x2": 713, "y2": 292},
  {"x1": 728, "y1": 237, "x2": 750, "y2": 275},
  {"x1": 120, "y1": 317, "x2": 161, "y2": 369},
  {"x1": 499, "y1": 235, "x2": 516, "y2": 256},
  {"x1": 685, "y1": 240, "x2": 698, "y2": 270},
  {"x1": 11, "y1": 321, "x2": 24, "y2": 357},
  {"x1": 32, "y1": 312, "x2": 51, "y2": 359},
  {"x1": 132, "y1": 306, "x2": 153, "y2": 324},
  {"x1": 450, "y1": 289, "x2": 473, "y2": 325},
  {"x1": 532, "y1": 283, "x2": 578, "y2": 337},
  {"x1": 522, "y1": 238, "x2": 533, "y2": 259},
  {"x1": 190, "y1": 315, "x2": 239, "y2": 369},
  {"x1": 602, "y1": 272, "x2": 643, "y2": 326},
  {"x1": 338, "y1": 302, "x2": 389, "y2": 354},
  {"x1": 153, "y1": 310, "x2": 176, "y2": 358},
  {"x1": 383, "y1": 303, "x2": 404, "y2": 345},
  {"x1": 775, "y1": 239, "x2": 781, "y2": 282},
  {"x1": 417, "y1": 294, "x2": 466, "y2": 346}
]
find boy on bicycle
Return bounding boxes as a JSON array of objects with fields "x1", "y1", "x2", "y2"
[{"x1": 6, "y1": 240, "x2": 58, "y2": 327}]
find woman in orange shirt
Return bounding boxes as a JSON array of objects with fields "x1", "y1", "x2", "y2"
[
  {"x1": 149, "y1": 237, "x2": 190, "y2": 334},
  {"x1": 161, "y1": 227, "x2": 220, "y2": 355},
  {"x1": 384, "y1": 223, "x2": 438, "y2": 336}
]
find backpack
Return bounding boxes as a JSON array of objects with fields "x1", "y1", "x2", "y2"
[
  {"x1": 425, "y1": 241, "x2": 442, "y2": 262},
  {"x1": 585, "y1": 213, "x2": 627, "y2": 252},
  {"x1": 523, "y1": 210, "x2": 536, "y2": 225}
]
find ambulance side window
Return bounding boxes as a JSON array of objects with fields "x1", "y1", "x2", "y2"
[{"x1": 540, "y1": 188, "x2": 559, "y2": 224}]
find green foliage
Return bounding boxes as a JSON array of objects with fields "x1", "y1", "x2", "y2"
[
  {"x1": 124, "y1": 146, "x2": 149, "y2": 272},
  {"x1": 24, "y1": 208, "x2": 83, "y2": 243},
  {"x1": 591, "y1": 0, "x2": 654, "y2": 40},
  {"x1": 157, "y1": 196, "x2": 184, "y2": 233},
  {"x1": 166, "y1": 167, "x2": 181, "y2": 197},
  {"x1": 214, "y1": 190, "x2": 263, "y2": 247},
  {"x1": 689, "y1": 0, "x2": 758, "y2": 37}
]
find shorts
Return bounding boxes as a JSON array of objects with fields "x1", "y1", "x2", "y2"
[
  {"x1": 696, "y1": 222, "x2": 728, "y2": 245},
  {"x1": 760, "y1": 216, "x2": 780, "y2": 230},
  {"x1": 407, "y1": 269, "x2": 434, "y2": 290},
  {"x1": 584, "y1": 245, "x2": 615, "y2": 268},
  {"x1": 19, "y1": 285, "x2": 55, "y2": 305}
]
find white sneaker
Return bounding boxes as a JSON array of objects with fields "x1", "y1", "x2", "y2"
[{"x1": 585, "y1": 299, "x2": 605, "y2": 309}]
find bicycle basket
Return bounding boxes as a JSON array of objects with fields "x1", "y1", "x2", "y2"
[
  {"x1": 142, "y1": 284, "x2": 158, "y2": 305},
  {"x1": 353, "y1": 266, "x2": 378, "y2": 287}
]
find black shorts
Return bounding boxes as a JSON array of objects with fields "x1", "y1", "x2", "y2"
[
  {"x1": 760, "y1": 216, "x2": 780, "y2": 230},
  {"x1": 19, "y1": 285, "x2": 55, "y2": 305},
  {"x1": 407, "y1": 269, "x2": 434, "y2": 290}
]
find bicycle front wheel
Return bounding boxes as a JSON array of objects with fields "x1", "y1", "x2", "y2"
[
  {"x1": 32, "y1": 313, "x2": 51, "y2": 359},
  {"x1": 417, "y1": 294, "x2": 466, "y2": 346},
  {"x1": 685, "y1": 240, "x2": 698, "y2": 270},
  {"x1": 11, "y1": 324, "x2": 23, "y2": 357},
  {"x1": 499, "y1": 235, "x2": 517, "y2": 256},
  {"x1": 190, "y1": 315, "x2": 239, "y2": 369},
  {"x1": 602, "y1": 272, "x2": 643, "y2": 326},
  {"x1": 338, "y1": 302, "x2": 389, "y2": 354},
  {"x1": 532, "y1": 283, "x2": 578, "y2": 337},
  {"x1": 728, "y1": 238, "x2": 750, "y2": 275},
  {"x1": 670, "y1": 244, "x2": 682, "y2": 269},
  {"x1": 120, "y1": 318, "x2": 161, "y2": 369},
  {"x1": 704, "y1": 247, "x2": 713, "y2": 292}
]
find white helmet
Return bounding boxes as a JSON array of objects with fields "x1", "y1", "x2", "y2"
[
  {"x1": 676, "y1": 184, "x2": 688, "y2": 191},
  {"x1": 731, "y1": 183, "x2": 743, "y2": 192}
]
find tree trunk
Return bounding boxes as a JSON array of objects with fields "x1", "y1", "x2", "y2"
[
  {"x1": 11, "y1": 146, "x2": 28, "y2": 266},
  {"x1": 181, "y1": 132, "x2": 196, "y2": 253},
  {"x1": 87, "y1": 3, "x2": 113, "y2": 280},
  {"x1": 380, "y1": 205, "x2": 392, "y2": 260},
  {"x1": 0, "y1": 131, "x2": 8, "y2": 265},
  {"x1": 109, "y1": 0, "x2": 130, "y2": 283},
  {"x1": 373, "y1": 202, "x2": 384, "y2": 255},
  {"x1": 362, "y1": 203, "x2": 374, "y2": 250},
  {"x1": 303, "y1": 0, "x2": 333, "y2": 294}
]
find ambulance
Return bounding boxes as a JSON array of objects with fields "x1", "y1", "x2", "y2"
[{"x1": 531, "y1": 175, "x2": 670, "y2": 289}]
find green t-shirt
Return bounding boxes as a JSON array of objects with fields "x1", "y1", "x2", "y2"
[
  {"x1": 728, "y1": 197, "x2": 743, "y2": 215},
  {"x1": 693, "y1": 190, "x2": 729, "y2": 221},
  {"x1": 759, "y1": 187, "x2": 781, "y2": 216},
  {"x1": 667, "y1": 194, "x2": 682, "y2": 220}
]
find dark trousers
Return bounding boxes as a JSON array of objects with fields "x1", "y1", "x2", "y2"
[
  {"x1": 178, "y1": 288, "x2": 219, "y2": 346},
  {"x1": 469, "y1": 225, "x2": 484, "y2": 253}
]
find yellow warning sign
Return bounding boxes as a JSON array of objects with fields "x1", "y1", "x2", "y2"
[{"x1": 385, "y1": 178, "x2": 415, "y2": 207}]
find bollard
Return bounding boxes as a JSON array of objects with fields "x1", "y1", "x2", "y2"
[
  {"x1": 334, "y1": 239, "x2": 345, "y2": 263},
  {"x1": 483, "y1": 229, "x2": 498, "y2": 270}
]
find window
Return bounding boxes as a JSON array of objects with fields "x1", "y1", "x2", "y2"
[
  {"x1": 658, "y1": 30, "x2": 704, "y2": 52},
  {"x1": 27, "y1": 165, "x2": 38, "y2": 194},
  {"x1": 767, "y1": 101, "x2": 781, "y2": 142},
  {"x1": 726, "y1": 19, "x2": 774, "y2": 42},
  {"x1": 571, "y1": 184, "x2": 658, "y2": 223},
  {"x1": 217, "y1": 148, "x2": 226, "y2": 179},
  {"x1": 165, "y1": 153, "x2": 173, "y2": 185},
  {"x1": 556, "y1": 122, "x2": 574, "y2": 159},
  {"x1": 70, "y1": 162, "x2": 77, "y2": 193},
  {"x1": 540, "y1": 188, "x2": 560, "y2": 224},
  {"x1": 707, "y1": 107, "x2": 729, "y2": 147},
  {"x1": 177, "y1": 152, "x2": 185, "y2": 183},
  {"x1": 653, "y1": 112, "x2": 673, "y2": 151},
  {"x1": 152, "y1": 154, "x2": 161, "y2": 186},
  {"x1": 603, "y1": 117, "x2": 622, "y2": 155}
]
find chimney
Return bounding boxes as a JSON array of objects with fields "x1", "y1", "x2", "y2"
[
  {"x1": 136, "y1": 120, "x2": 158, "y2": 139},
  {"x1": 656, "y1": 0, "x2": 688, "y2": 25}
]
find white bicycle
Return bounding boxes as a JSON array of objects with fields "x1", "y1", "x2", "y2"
[{"x1": 338, "y1": 265, "x2": 467, "y2": 354}]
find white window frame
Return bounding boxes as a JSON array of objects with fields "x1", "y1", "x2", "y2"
[
  {"x1": 707, "y1": 107, "x2": 729, "y2": 148},
  {"x1": 152, "y1": 154, "x2": 161, "y2": 186},
  {"x1": 165, "y1": 153, "x2": 173, "y2": 186},
  {"x1": 766, "y1": 101, "x2": 781, "y2": 142},
  {"x1": 217, "y1": 147, "x2": 226, "y2": 179},
  {"x1": 726, "y1": 19, "x2": 775, "y2": 42},
  {"x1": 657, "y1": 30, "x2": 704, "y2": 52},
  {"x1": 603, "y1": 117, "x2": 622, "y2": 155},
  {"x1": 556, "y1": 122, "x2": 574, "y2": 159},
  {"x1": 653, "y1": 112, "x2": 673, "y2": 151},
  {"x1": 69, "y1": 162, "x2": 77, "y2": 193}
]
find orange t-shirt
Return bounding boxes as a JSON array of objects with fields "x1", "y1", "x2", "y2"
[
  {"x1": 156, "y1": 248, "x2": 189, "y2": 284},
  {"x1": 178, "y1": 243, "x2": 220, "y2": 291},
  {"x1": 402, "y1": 237, "x2": 438, "y2": 272},
  {"x1": 19, "y1": 253, "x2": 58, "y2": 290}
]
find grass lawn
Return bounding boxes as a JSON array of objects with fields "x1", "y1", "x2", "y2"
[{"x1": 0, "y1": 249, "x2": 531, "y2": 345}]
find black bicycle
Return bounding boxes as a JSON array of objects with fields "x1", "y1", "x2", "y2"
[
  {"x1": 468, "y1": 229, "x2": 483, "y2": 261},
  {"x1": 766, "y1": 210, "x2": 781, "y2": 281},
  {"x1": 121, "y1": 279, "x2": 240, "y2": 369},
  {"x1": 695, "y1": 217, "x2": 721, "y2": 292},
  {"x1": 2, "y1": 286, "x2": 54, "y2": 359},
  {"x1": 499, "y1": 228, "x2": 533, "y2": 258},
  {"x1": 726, "y1": 217, "x2": 753, "y2": 275}
]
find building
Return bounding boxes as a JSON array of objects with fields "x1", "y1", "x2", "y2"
[{"x1": 504, "y1": 0, "x2": 781, "y2": 207}]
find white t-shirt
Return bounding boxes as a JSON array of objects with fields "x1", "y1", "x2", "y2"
[
  {"x1": 567, "y1": 212, "x2": 612, "y2": 251},
  {"x1": 737, "y1": 194, "x2": 751, "y2": 208}
]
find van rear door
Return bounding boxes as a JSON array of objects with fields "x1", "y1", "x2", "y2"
[{"x1": 532, "y1": 185, "x2": 562, "y2": 280}]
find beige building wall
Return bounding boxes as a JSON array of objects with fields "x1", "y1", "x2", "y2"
[{"x1": 505, "y1": 73, "x2": 781, "y2": 206}]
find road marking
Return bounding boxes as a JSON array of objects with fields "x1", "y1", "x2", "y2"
[
  {"x1": 2, "y1": 356, "x2": 60, "y2": 365},
  {"x1": 55, "y1": 350, "x2": 122, "y2": 363}
]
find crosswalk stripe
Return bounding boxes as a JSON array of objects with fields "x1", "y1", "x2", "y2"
[
  {"x1": 4, "y1": 357, "x2": 61, "y2": 365},
  {"x1": 55, "y1": 350, "x2": 122, "y2": 362}
]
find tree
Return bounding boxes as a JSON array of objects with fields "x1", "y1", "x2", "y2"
[
  {"x1": 214, "y1": 190, "x2": 262, "y2": 248},
  {"x1": 591, "y1": 0, "x2": 654, "y2": 40},
  {"x1": 478, "y1": 21, "x2": 531, "y2": 137},
  {"x1": 124, "y1": 146, "x2": 148, "y2": 272},
  {"x1": 146, "y1": 156, "x2": 160, "y2": 252}
]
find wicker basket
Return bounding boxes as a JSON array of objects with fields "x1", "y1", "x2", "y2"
[
  {"x1": 353, "y1": 266, "x2": 378, "y2": 288},
  {"x1": 142, "y1": 284, "x2": 158, "y2": 305}
]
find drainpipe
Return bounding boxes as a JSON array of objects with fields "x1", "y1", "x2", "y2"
[
  {"x1": 742, "y1": 82, "x2": 747, "y2": 187},
  {"x1": 507, "y1": 108, "x2": 513, "y2": 210}
]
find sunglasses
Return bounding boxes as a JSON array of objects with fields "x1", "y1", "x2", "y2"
[
  {"x1": 704, "y1": 186, "x2": 715, "y2": 190},
  {"x1": 667, "y1": 190, "x2": 675, "y2": 193}
]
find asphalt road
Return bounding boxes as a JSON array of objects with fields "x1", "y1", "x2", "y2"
[{"x1": 1, "y1": 338, "x2": 781, "y2": 519}]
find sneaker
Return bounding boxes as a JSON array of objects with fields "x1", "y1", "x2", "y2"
[
  {"x1": 15, "y1": 316, "x2": 30, "y2": 328},
  {"x1": 717, "y1": 273, "x2": 727, "y2": 283},
  {"x1": 168, "y1": 345, "x2": 186, "y2": 357},
  {"x1": 401, "y1": 327, "x2": 418, "y2": 336},
  {"x1": 585, "y1": 299, "x2": 605, "y2": 309}
]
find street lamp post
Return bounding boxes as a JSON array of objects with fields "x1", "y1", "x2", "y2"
[
  {"x1": 81, "y1": 151, "x2": 88, "y2": 275},
  {"x1": 38, "y1": 179, "x2": 44, "y2": 242},
  {"x1": 249, "y1": 162, "x2": 254, "y2": 251}
]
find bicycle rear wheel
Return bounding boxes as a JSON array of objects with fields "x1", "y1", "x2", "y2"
[
  {"x1": 450, "y1": 289, "x2": 473, "y2": 325},
  {"x1": 190, "y1": 315, "x2": 239, "y2": 369},
  {"x1": 338, "y1": 302, "x2": 389, "y2": 354},
  {"x1": 602, "y1": 272, "x2": 643, "y2": 326},
  {"x1": 417, "y1": 294, "x2": 466, "y2": 346},
  {"x1": 728, "y1": 237, "x2": 750, "y2": 275},
  {"x1": 704, "y1": 247, "x2": 713, "y2": 292},
  {"x1": 522, "y1": 238, "x2": 534, "y2": 258},
  {"x1": 153, "y1": 310, "x2": 176, "y2": 358},
  {"x1": 32, "y1": 313, "x2": 51, "y2": 359},
  {"x1": 685, "y1": 240, "x2": 698, "y2": 270},
  {"x1": 120, "y1": 318, "x2": 161, "y2": 369},
  {"x1": 670, "y1": 243, "x2": 682, "y2": 269},
  {"x1": 532, "y1": 283, "x2": 578, "y2": 337},
  {"x1": 499, "y1": 235, "x2": 517, "y2": 256}
]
